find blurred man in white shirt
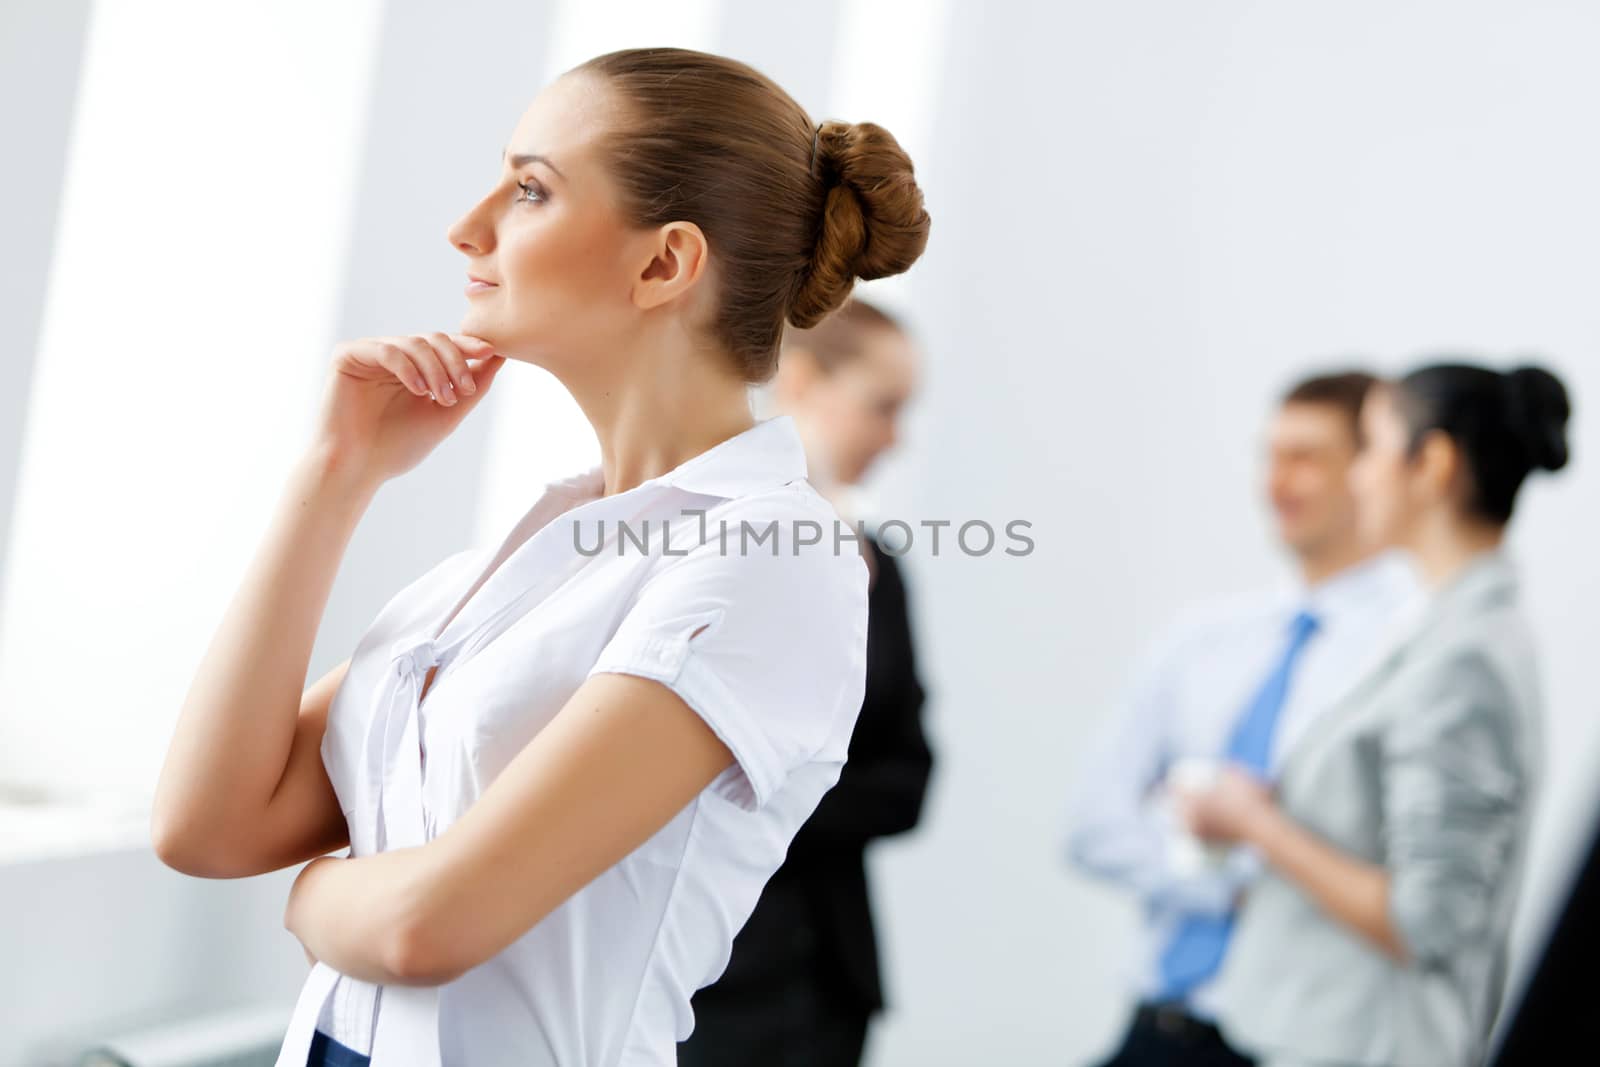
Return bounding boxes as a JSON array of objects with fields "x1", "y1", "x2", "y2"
[{"x1": 1064, "y1": 371, "x2": 1422, "y2": 1067}]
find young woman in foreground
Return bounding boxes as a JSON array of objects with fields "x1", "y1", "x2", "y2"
[{"x1": 152, "y1": 47, "x2": 930, "y2": 1067}]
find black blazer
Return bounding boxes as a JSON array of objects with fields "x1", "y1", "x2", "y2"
[
  {"x1": 694, "y1": 531, "x2": 934, "y2": 1015},
  {"x1": 1489, "y1": 798, "x2": 1600, "y2": 1064}
]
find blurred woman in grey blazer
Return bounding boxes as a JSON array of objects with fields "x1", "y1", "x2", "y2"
[{"x1": 1179, "y1": 361, "x2": 1572, "y2": 1067}]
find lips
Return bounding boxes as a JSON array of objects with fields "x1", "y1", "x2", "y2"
[{"x1": 467, "y1": 274, "x2": 498, "y2": 287}]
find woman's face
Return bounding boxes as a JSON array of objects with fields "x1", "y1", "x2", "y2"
[
  {"x1": 783, "y1": 326, "x2": 920, "y2": 486},
  {"x1": 1349, "y1": 386, "x2": 1420, "y2": 549},
  {"x1": 446, "y1": 74, "x2": 642, "y2": 369}
]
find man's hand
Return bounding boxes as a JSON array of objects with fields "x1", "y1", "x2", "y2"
[{"x1": 1176, "y1": 764, "x2": 1276, "y2": 845}]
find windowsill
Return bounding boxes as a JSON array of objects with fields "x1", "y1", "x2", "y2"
[{"x1": 0, "y1": 785, "x2": 153, "y2": 867}]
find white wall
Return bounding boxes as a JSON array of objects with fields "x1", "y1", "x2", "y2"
[
  {"x1": 867, "y1": 4, "x2": 1600, "y2": 1064},
  {"x1": 2, "y1": 3, "x2": 1596, "y2": 1065}
]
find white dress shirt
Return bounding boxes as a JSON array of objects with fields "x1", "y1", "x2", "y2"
[
  {"x1": 1063, "y1": 550, "x2": 1422, "y2": 1019},
  {"x1": 272, "y1": 414, "x2": 871, "y2": 1067}
]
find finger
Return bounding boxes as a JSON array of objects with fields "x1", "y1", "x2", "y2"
[
  {"x1": 371, "y1": 342, "x2": 430, "y2": 396},
  {"x1": 426, "y1": 332, "x2": 476, "y2": 397},
  {"x1": 450, "y1": 333, "x2": 497, "y2": 358},
  {"x1": 389, "y1": 336, "x2": 456, "y2": 405},
  {"x1": 467, "y1": 351, "x2": 509, "y2": 390}
]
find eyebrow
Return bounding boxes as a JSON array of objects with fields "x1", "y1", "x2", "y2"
[{"x1": 501, "y1": 148, "x2": 565, "y2": 180}]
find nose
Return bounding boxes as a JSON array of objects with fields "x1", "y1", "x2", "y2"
[
  {"x1": 1266, "y1": 457, "x2": 1291, "y2": 493},
  {"x1": 447, "y1": 194, "x2": 496, "y2": 257}
]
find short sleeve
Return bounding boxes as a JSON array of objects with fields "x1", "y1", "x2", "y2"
[
  {"x1": 1380, "y1": 649, "x2": 1531, "y2": 967},
  {"x1": 586, "y1": 504, "x2": 871, "y2": 812}
]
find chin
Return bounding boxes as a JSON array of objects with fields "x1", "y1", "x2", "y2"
[{"x1": 458, "y1": 315, "x2": 518, "y2": 356}]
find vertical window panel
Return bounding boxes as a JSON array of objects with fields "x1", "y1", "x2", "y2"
[{"x1": 0, "y1": 0, "x2": 384, "y2": 797}]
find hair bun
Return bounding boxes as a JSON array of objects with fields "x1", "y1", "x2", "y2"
[
  {"x1": 788, "y1": 120, "x2": 931, "y2": 330},
  {"x1": 1504, "y1": 365, "x2": 1572, "y2": 472}
]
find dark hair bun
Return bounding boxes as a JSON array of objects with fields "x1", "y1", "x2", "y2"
[
  {"x1": 1504, "y1": 365, "x2": 1572, "y2": 472},
  {"x1": 789, "y1": 120, "x2": 931, "y2": 330}
]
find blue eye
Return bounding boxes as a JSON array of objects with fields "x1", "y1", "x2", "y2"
[{"x1": 515, "y1": 180, "x2": 546, "y2": 205}]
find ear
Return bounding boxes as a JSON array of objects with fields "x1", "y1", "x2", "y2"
[
  {"x1": 631, "y1": 221, "x2": 710, "y2": 312},
  {"x1": 1414, "y1": 429, "x2": 1463, "y2": 504}
]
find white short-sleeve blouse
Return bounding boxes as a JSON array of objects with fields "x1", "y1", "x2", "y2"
[{"x1": 272, "y1": 414, "x2": 871, "y2": 1067}]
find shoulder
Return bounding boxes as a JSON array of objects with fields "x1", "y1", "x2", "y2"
[
  {"x1": 1405, "y1": 591, "x2": 1539, "y2": 701},
  {"x1": 1380, "y1": 620, "x2": 1539, "y2": 761},
  {"x1": 1140, "y1": 585, "x2": 1286, "y2": 669},
  {"x1": 701, "y1": 478, "x2": 853, "y2": 532},
  {"x1": 672, "y1": 482, "x2": 869, "y2": 603}
]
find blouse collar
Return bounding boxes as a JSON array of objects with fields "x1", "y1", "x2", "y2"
[{"x1": 543, "y1": 414, "x2": 811, "y2": 505}]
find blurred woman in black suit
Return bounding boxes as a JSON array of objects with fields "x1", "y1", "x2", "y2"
[{"x1": 678, "y1": 298, "x2": 936, "y2": 1067}]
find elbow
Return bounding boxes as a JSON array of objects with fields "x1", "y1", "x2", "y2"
[
  {"x1": 874, "y1": 806, "x2": 923, "y2": 842},
  {"x1": 1064, "y1": 837, "x2": 1103, "y2": 879},
  {"x1": 1374, "y1": 884, "x2": 1414, "y2": 965},
  {"x1": 151, "y1": 826, "x2": 229, "y2": 879},
  {"x1": 149, "y1": 768, "x2": 211, "y2": 873},
  {"x1": 886, "y1": 778, "x2": 934, "y2": 838},
  {"x1": 149, "y1": 788, "x2": 188, "y2": 868},
  {"x1": 151, "y1": 808, "x2": 213, "y2": 877},
  {"x1": 1387, "y1": 875, "x2": 1474, "y2": 970},
  {"x1": 383, "y1": 886, "x2": 559, "y2": 987},
  {"x1": 149, "y1": 807, "x2": 254, "y2": 879},
  {"x1": 382, "y1": 913, "x2": 474, "y2": 987},
  {"x1": 1061, "y1": 819, "x2": 1129, "y2": 885},
  {"x1": 1387, "y1": 918, "x2": 1454, "y2": 970},
  {"x1": 381, "y1": 921, "x2": 449, "y2": 985},
  {"x1": 380, "y1": 845, "x2": 559, "y2": 987},
  {"x1": 1062, "y1": 816, "x2": 1100, "y2": 874},
  {"x1": 378, "y1": 873, "x2": 492, "y2": 987},
  {"x1": 149, "y1": 803, "x2": 180, "y2": 867},
  {"x1": 1384, "y1": 906, "x2": 1430, "y2": 967}
]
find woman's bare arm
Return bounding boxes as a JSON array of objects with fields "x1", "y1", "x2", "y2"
[
  {"x1": 151, "y1": 449, "x2": 377, "y2": 879},
  {"x1": 151, "y1": 334, "x2": 503, "y2": 880},
  {"x1": 282, "y1": 671, "x2": 738, "y2": 983}
]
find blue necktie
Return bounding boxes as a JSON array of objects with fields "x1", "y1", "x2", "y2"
[{"x1": 1154, "y1": 608, "x2": 1320, "y2": 1001}]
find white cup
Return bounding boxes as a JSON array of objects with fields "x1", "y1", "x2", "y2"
[{"x1": 1164, "y1": 756, "x2": 1233, "y2": 876}]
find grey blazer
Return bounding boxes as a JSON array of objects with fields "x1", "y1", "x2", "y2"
[{"x1": 1213, "y1": 550, "x2": 1543, "y2": 1067}]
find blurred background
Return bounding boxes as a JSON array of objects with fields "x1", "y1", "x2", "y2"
[{"x1": 0, "y1": 0, "x2": 1595, "y2": 1064}]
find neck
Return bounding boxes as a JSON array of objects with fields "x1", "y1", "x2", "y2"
[
  {"x1": 764, "y1": 402, "x2": 853, "y2": 518},
  {"x1": 793, "y1": 420, "x2": 851, "y2": 518},
  {"x1": 1296, "y1": 538, "x2": 1377, "y2": 588},
  {"x1": 558, "y1": 327, "x2": 755, "y2": 498},
  {"x1": 1405, "y1": 512, "x2": 1505, "y2": 589}
]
